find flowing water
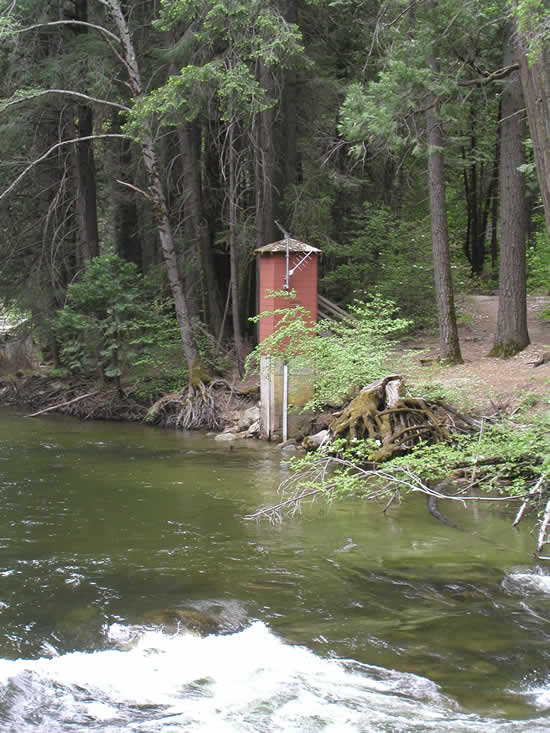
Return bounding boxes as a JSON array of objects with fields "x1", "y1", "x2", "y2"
[{"x1": 0, "y1": 406, "x2": 548, "y2": 731}]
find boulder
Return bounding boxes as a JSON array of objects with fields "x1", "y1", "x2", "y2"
[
  {"x1": 215, "y1": 432, "x2": 237, "y2": 442},
  {"x1": 302, "y1": 429, "x2": 330, "y2": 451},
  {"x1": 246, "y1": 419, "x2": 260, "y2": 438},
  {"x1": 238, "y1": 404, "x2": 260, "y2": 430}
]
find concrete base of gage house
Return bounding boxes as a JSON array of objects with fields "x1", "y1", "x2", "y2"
[{"x1": 259, "y1": 355, "x2": 316, "y2": 441}]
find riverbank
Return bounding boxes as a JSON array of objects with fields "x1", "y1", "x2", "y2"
[
  {"x1": 0, "y1": 373, "x2": 264, "y2": 438},
  {"x1": 2, "y1": 295, "x2": 550, "y2": 434}
]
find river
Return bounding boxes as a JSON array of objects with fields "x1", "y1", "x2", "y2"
[{"x1": 0, "y1": 406, "x2": 548, "y2": 731}]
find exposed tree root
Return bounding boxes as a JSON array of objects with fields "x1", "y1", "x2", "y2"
[
  {"x1": 2, "y1": 374, "x2": 252, "y2": 432},
  {"x1": 146, "y1": 379, "x2": 234, "y2": 431},
  {"x1": 329, "y1": 375, "x2": 475, "y2": 461}
]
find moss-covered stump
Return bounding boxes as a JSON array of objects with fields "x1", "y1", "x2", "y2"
[{"x1": 329, "y1": 376, "x2": 463, "y2": 462}]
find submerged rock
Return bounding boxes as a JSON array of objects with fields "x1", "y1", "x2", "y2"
[
  {"x1": 142, "y1": 607, "x2": 220, "y2": 636},
  {"x1": 142, "y1": 602, "x2": 246, "y2": 636},
  {"x1": 215, "y1": 432, "x2": 237, "y2": 442}
]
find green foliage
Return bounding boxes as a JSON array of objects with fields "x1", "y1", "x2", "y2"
[
  {"x1": 288, "y1": 404, "x2": 550, "y2": 507},
  {"x1": 512, "y1": 0, "x2": 550, "y2": 63},
  {"x1": 55, "y1": 255, "x2": 152, "y2": 383},
  {"x1": 320, "y1": 203, "x2": 435, "y2": 326},
  {"x1": 128, "y1": 0, "x2": 304, "y2": 137},
  {"x1": 527, "y1": 222, "x2": 550, "y2": 294},
  {"x1": 0, "y1": 6, "x2": 18, "y2": 39},
  {"x1": 124, "y1": 299, "x2": 189, "y2": 401},
  {"x1": 248, "y1": 292, "x2": 412, "y2": 409},
  {"x1": 393, "y1": 413, "x2": 550, "y2": 497}
]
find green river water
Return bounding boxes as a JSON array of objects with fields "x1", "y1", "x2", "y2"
[{"x1": 0, "y1": 406, "x2": 548, "y2": 731}]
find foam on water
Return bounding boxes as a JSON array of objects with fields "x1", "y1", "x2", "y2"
[{"x1": 0, "y1": 622, "x2": 547, "y2": 732}]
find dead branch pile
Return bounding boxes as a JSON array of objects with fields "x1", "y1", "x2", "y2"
[{"x1": 329, "y1": 375, "x2": 477, "y2": 461}]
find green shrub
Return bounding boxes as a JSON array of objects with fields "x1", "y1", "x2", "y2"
[
  {"x1": 248, "y1": 291, "x2": 412, "y2": 409},
  {"x1": 527, "y1": 221, "x2": 550, "y2": 295},
  {"x1": 56, "y1": 255, "x2": 150, "y2": 383}
]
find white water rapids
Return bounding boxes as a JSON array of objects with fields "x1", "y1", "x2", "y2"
[{"x1": 0, "y1": 619, "x2": 547, "y2": 732}]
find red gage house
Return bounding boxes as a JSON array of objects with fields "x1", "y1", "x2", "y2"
[{"x1": 255, "y1": 238, "x2": 322, "y2": 440}]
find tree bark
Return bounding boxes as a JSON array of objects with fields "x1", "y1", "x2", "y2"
[
  {"x1": 166, "y1": 36, "x2": 223, "y2": 334},
  {"x1": 227, "y1": 120, "x2": 245, "y2": 374},
  {"x1": 178, "y1": 120, "x2": 202, "y2": 320},
  {"x1": 278, "y1": 0, "x2": 298, "y2": 200},
  {"x1": 68, "y1": 0, "x2": 99, "y2": 264},
  {"x1": 254, "y1": 60, "x2": 275, "y2": 250},
  {"x1": 492, "y1": 22, "x2": 529, "y2": 356},
  {"x1": 115, "y1": 132, "x2": 142, "y2": 271},
  {"x1": 517, "y1": 22, "x2": 550, "y2": 239},
  {"x1": 104, "y1": 0, "x2": 198, "y2": 372},
  {"x1": 426, "y1": 55, "x2": 462, "y2": 364}
]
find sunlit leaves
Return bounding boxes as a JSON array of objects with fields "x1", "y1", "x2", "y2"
[{"x1": 248, "y1": 293, "x2": 412, "y2": 409}]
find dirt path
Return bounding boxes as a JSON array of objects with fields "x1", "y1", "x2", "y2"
[{"x1": 405, "y1": 295, "x2": 550, "y2": 408}]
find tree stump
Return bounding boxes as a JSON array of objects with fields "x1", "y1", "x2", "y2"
[{"x1": 329, "y1": 376, "x2": 452, "y2": 462}]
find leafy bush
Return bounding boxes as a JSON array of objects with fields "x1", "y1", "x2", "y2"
[
  {"x1": 527, "y1": 222, "x2": 550, "y2": 295},
  {"x1": 248, "y1": 292, "x2": 412, "y2": 409}
]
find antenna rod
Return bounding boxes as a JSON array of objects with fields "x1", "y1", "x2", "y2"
[{"x1": 275, "y1": 220, "x2": 291, "y2": 290}]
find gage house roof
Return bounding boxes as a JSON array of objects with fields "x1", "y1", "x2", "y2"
[{"x1": 254, "y1": 238, "x2": 322, "y2": 255}]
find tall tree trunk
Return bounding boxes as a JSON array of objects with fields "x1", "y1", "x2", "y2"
[
  {"x1": 516, "y1": 21, "x2": 550, "y2": 239},
  {"x1": 110, "y1": 109, "x2": 142, "y2": 270},
  {"x1": 490, "y1": 103, "x2": 501, "y2": 273},
  {"x1": 228, "y1": 120, "x2": 244, "y2": 374},
  {"x1": 105, "y1": 0, "x2": 198, "y2": 372},
  {"x1": 166, "y1": 38, "x2": 223, "y2": 333},
  {"x1": 491, "y1": 23, "x2": 529, "y2": 356},
  {"x1": 254, "y1": 60, "x2": 275, "y2": 250},
  {"x1": 168, "y1": 47, "x2": 200, "y2": 320},
  {"x1": 426, "y1": 56, "x2": 462, "y2": 364},
  {"x1": 74, "y1": 105, "x2": 99, "y2": 262},
  {"x1": 177, "y1": 121, "x2": 201, "y2": 320},
  {"x1": 68, "y1": 0, "x2": 99, "y2": 264},
  {"x1": 279, "y1": 0, "x2": 298, "y2": 199},
  {"x1": 115, "y1": 135, "x2": 142, "y2": 271}
]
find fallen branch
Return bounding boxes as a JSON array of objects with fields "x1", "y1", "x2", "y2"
[
  {"x1": 513, "y1": 474, "x2": 546, "y2": 527},
  {"x1": 245, "y1": 456, "x2": 529, "y2": 524},
  {"x1": 537, "y1": 497, "x2": 550, "y2": 555},
  {"x1": 25, "y1": 391, "x2": 100, "y2": 417}
]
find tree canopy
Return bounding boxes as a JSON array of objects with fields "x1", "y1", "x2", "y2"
[{"x1": 0, "y1": 0, "x2": 548, "y2": 385}]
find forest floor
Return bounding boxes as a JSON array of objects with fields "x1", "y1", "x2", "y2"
[{"x1": 401, "y1": 295, "x2": 550, "y2": 411}]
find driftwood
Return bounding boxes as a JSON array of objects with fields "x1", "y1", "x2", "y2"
[
  {"x1": 537, "y1": 497, "x2": 550, "y2": 554},
  {"x1": 329, "y1": 376, "x2": 469, "y2": 462},
  {"x1": 513, "y1": 474, "x2": 546, "y2": 527}
]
